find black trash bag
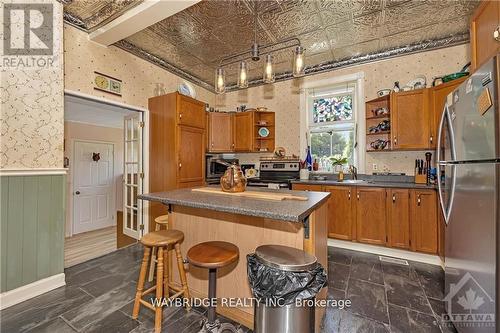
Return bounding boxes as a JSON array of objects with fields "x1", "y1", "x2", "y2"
[{"x1": 247, "y1": 253, "x2": 327, "y2": 305}]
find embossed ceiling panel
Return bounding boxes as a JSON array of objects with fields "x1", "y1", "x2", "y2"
[
  {"x1": 63, "y1": 0, "x2": 142, "y2": 31},
  {"x1": 64, "y1": 0, "x2": 480, "y2": 90}
]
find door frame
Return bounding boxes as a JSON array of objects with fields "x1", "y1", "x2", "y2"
[
  {"x1": 64, "y1": 89, "x2": 150, "y2": 239},
  {"x1": 71, "y1": 139, "x2": 116, "y2": 235}
]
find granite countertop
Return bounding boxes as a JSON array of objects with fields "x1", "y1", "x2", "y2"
[
  {"x1": 290, "y1": 179, "x2": 437, "y2": 190},
  {"x1": 138, "y1": 187, "x2": 330, "y2": 223}
]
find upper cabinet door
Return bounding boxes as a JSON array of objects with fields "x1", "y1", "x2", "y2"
[
  {"x1": 177, "y1": 125, "x2": 205, "y2": 184},
  {"x1": 356, "y1": 187, "x2": 386, "y2": 245},
  {"x1": 177, "y1": 94, "x2": 206, "y2": 129},
  {"x1": 470, "y1": 0, "x2": 500, "y2": 71},
  {"x1": 391, "y1": 89, "x2": 430, "y2": 150},
  {"x1": 234, "y1": 112, "x2": 254, "y2": 152},
  {"x1": 208, "y1": 112, "x2": 234, "y2": 152}
]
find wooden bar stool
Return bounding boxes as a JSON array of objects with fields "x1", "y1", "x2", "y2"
[
  {"x1": 133, "y1": 229, "x2": 191, "y2": 333},
  {"x1": 148, "y1": 215, "x2": 170, "y2": 281},
  {"x1": 187, "y1": 241, "x2": 239, "y2": 332}
]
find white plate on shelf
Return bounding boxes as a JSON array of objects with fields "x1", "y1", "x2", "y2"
[{"x1": 258, "y1": 127, "x2": 270, "y2": 137}]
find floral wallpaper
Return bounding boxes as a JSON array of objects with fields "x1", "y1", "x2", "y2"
[
  {"x1": 215, "y1": 44, "x2": 470, "y2": 175},
  {"x1": 63, "y1": 25, "x2": 215, "y2": 109},
  {"x1": 1, "y1": 1, "x2": 64, "y2": 169}
]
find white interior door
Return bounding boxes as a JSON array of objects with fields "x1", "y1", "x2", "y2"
[
  {"x1": 123, "y1": 114, "x2": 144, "y2": 239},
  {"x1": 73, "y1": 141, "x2": 114, "y2": 234}
]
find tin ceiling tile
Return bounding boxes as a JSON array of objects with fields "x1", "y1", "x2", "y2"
[
  {"x1": 64, "y1": 0, "x2": 142, "y2": 31},
  {"x1": 326, "y1": 11, "x2": 383, "y2": 47},
  {"x1": 298, "y1": 29, "x2": 331, "y2": 55}
]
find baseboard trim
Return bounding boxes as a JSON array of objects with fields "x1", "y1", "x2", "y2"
[
  {"x1": 0, "y1": 168, "x2": 68, "y2": 176},
  {"x1": 0, "y1": 273, "x2": 66, "y2": 310},
  {"x1": 328, "y1": 239, "x2": 443, "y2": 266}
]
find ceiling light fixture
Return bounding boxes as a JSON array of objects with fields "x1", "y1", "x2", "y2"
[
  {"x1": 238, "y1": 61, "x2": 249, "y2": 88},
  {"x1": 215, "y1": 67, "x2": 225, "y2": 94},
  {"x1": 214, "y1": 3, "x2": 305, "y2": 93},
  {"x1": 293, "y1": 46, "x2": 305, "y2": 77},
  {"x1": 263, "y1": 54, "x2": 275, "y2": 83}
]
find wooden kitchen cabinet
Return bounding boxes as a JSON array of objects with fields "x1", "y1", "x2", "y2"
[
  {"x1": 428, "y1": 77, "x2": 468, "y2": 149},
  {"x1": 234, "y1": 112, "x2": 254, "y2": 151},
  {"x1": 207, "y1": 112, "x2": 234, "y2": 152},
  {"x1": 325, "y1": 186, "x2": 355, "y2": 240},
  {"x1": 356, "y1": 187, "x2": 386, "y2": 245},
  {"x1": 391, "y1": 89, "x2": 430, "y2": 150},
  {"x1": 148, "y1": 92, "x2": 206, "y2": 231},
  {"x1": 410, "y1": 189, "x2": 438, "y2": 254},
  {"x1": 292, "y1": 184, "x2": 323, "y2": 191},
  {"x1": 470, "y1": 0, "x2": 500, "y2": 71},
  {"x1": 386, "y1": 189, "x2": 410, "y2": 249}
]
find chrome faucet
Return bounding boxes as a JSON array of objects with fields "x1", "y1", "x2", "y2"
[{"x1": 349, "y1": 165, "x2": 358, "y2": 180}]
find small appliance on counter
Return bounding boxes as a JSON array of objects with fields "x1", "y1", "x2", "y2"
[{"x1": 206, "y1": 154, "x2": 239, "y2": 185}]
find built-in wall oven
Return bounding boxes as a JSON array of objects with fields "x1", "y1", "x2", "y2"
[{"x1": 206, "y1": 154, "x2": 239, "y2": 184}]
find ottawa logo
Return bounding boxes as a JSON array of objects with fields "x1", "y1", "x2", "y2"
[{"x1": 443, "y1": 272, "x2": 495, "y2": 329}]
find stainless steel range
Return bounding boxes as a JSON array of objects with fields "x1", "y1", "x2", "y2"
[{"x1": 247, "y1": 158, "x2": 300, "y2": 189}]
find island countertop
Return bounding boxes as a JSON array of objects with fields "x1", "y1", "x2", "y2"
[{"x1": 139, "y1": 187, "x2": 330, "y2": 222}]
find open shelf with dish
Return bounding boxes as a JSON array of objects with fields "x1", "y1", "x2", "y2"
[
  {"x1": 366, "y1": 94, "x2": 391, "y2": 152},
  {"x1": 254, "y1": 111, "x2": 275, "y2": 152}
]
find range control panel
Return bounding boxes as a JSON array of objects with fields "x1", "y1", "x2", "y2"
[{"x1": 260, "y1": 161, "x2": 300, "y2": 172}]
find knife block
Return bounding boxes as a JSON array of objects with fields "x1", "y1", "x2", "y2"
[{"x1": 414, "y1": 174, "x2": 427, "y2": 184}]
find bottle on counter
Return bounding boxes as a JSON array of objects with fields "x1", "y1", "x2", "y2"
[
  {"x1": 312, "y1": 159, "x2": 319, "y2": 171},
  {"x1": 305, "y1": 146, "x2": 313, "y2": 171}
]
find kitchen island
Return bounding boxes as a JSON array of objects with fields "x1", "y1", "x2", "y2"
[{"x1": 139, "y1": 187, "x2": 330, "y2": 329}]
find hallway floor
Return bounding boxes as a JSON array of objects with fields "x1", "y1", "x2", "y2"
[
  {"x1": 64, "y1": 226, "x2": 116, "y2": 268},
  {"x1": 1, "y1": 245, "x2": 452, "y2": 332}
]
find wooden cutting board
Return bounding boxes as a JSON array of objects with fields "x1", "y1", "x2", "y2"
[{"x1": 192, "y1": 187, "x2": 308, "y2": 201}]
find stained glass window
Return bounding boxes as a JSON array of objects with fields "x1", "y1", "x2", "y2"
[{"x1": 312, "y1": 95, "x2": 353, "y2": 123}]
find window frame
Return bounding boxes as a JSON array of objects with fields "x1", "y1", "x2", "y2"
[{"x1": 306, "y1": 85, "x2": 358, "y2": 171}]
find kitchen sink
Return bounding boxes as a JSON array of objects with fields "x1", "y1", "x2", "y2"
[{"x1": 336, "y1": 179, "x2": 367, "y2": 184}]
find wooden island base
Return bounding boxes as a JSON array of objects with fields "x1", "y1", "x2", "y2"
[{"x1": 167, "y1": 203, "x2": 328, "y2": 330}]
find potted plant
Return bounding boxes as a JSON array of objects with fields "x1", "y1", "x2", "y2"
[{"x1": 329, "y1": 155, "x2": 348, "y2": 181}]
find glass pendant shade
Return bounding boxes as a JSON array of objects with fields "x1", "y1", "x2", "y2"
[
  {"x1": 215, "y1": 67, "x2": 225, "y2": 94},
  {"x1": 238, "y1": 61, "x2": 249, "y2": 88},
  {"x1": 263, "y1": 54, "x2": 275, "y2": 83},
  {"x1": 292, "y1": 46, "x2": 305, "y2": 77}
]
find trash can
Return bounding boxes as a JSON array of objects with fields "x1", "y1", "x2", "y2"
[{"x1": 247, "y1": 245, "x2": 327, "y2": 333}]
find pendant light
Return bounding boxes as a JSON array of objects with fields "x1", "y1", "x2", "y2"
[
  {"x1": 238, "y1": 61, "x2": 249, "y2": 88},
  {"x1": 293, "y1": 46, "x2": 305, "y2": 77},
  {"x1": 215, "y1": 67, "x2": 225, "y2": 94},
  {"x1": 263, "y1": 54, "x2": 275, "y2": 83}
]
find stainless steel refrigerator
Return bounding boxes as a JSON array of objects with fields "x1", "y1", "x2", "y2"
[{"x1": 438, "y1": 55, "x2": 499, "y2": 333}]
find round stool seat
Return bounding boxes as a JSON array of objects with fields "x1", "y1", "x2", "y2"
[
  {"x1": 187, "y1": 241, "x2": 239, "y2": 269},
  {"x1": 140, "y1": 230, "x2": 184, "y2": 247},
  {"x1": 154, "y1": 214, "x2": 169, "y2": 225}
]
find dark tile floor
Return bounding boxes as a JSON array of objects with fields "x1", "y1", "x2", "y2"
[{"x1": 0, "y1": 245, "x2": 453, "y2": 333}]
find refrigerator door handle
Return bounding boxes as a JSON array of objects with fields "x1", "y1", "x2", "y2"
[{"x1": 436, "y1": 103, "x2": 457, "y2": 164}]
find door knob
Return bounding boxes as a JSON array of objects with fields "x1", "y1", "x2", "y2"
[
  {"x1": 494, "y1": 26, "x2": 500, "y2": 42},
  {"x1": 75, "y1": 191, "x2": 81, "y2": 195}
]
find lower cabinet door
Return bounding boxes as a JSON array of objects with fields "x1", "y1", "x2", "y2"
[
  {"x1": 356, "y1": 187, "x2": 386, "y2": 245},
  {"x1": 386, "y1": 189, "x2": 410, "y2": 249},
  {"x1": 410, "y1": 189, "x2": 438, "y2": 254},
  {"x1": 325, "y1": 186, "x2": 355, "y2": 240}
]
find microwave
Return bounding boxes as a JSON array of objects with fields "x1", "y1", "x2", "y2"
[{"x1": 206, "y1": 154, "x2": 239, "y2": 182}]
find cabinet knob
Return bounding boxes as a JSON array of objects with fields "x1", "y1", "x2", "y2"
[
  {"x1": 179, "y1": 163, "x2": 182, "y2": 168},
  {"x1": 179, "y1": 114, "x2": 183, "y2": 119},
  {"x1": 357, "y1": 192, "x2": 360, "y2": 200},
  {"x1": 348, "y1": 190, "x2": 351, "y2": 200},
  {"x1": 430, "y1": 135, "x2": 433, "y2": 144},
  {"x1": 392, "y1": 194, "x2": 396, "y2": 203},
  {"x1": 393, "y1": 136, "x2": 397, "y2": 145},
  {"x1": 494, "y1": 26, "x2": 500, "y2": 42},
  {"x1": 417, "y1": 194, "x2": 421, "y2": 206},
  {"x1": 211, "y1": 142, "x2": 214, "y2": 147}
]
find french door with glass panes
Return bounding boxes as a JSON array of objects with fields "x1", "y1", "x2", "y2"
[{"x1": 123, "y1": 114, "x2": 144, "y2": 239}]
